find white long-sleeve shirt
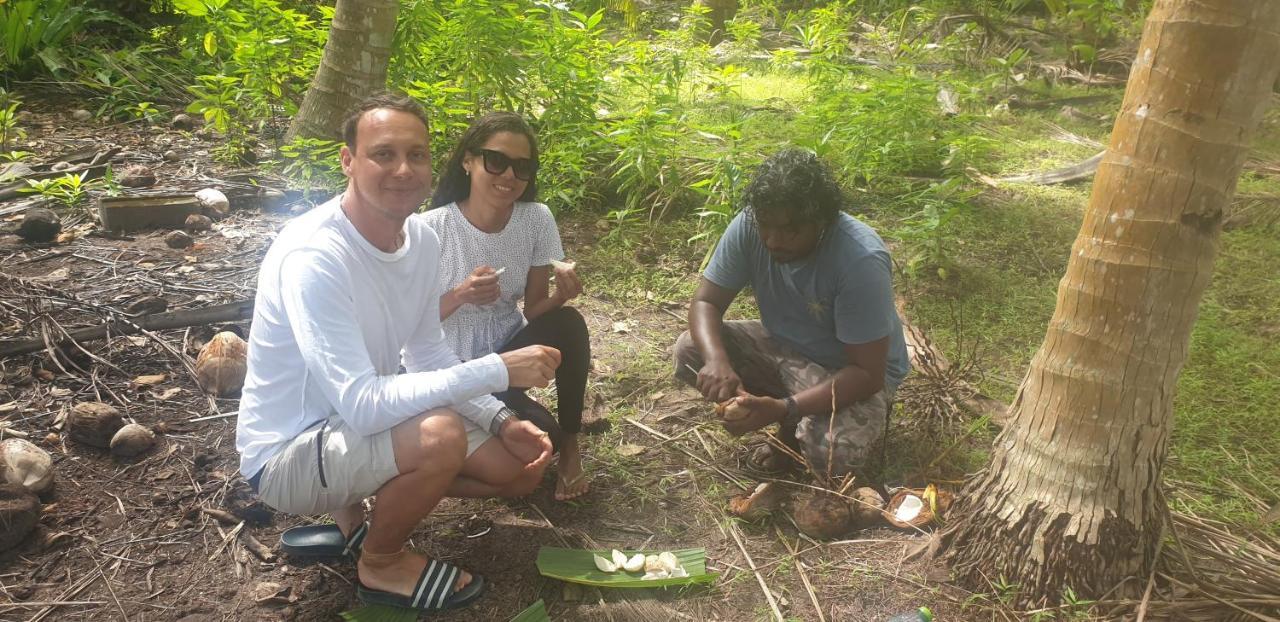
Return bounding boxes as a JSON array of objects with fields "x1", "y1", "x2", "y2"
[{"x1": 236, "y1": 196, "x2": 509, "y2": 478}]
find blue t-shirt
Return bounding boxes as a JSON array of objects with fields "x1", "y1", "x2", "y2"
[{"x1": 704, "y1": 211, "x2": 909, "y2": 389}]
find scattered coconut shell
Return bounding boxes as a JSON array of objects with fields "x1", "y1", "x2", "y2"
[
  {"x1": 196, "y1": 332, "x2": 247, "y2": 397},
  {"x1": 184, "y1": 214, "x2": 213, "y2": 233},
  {"x1": 44, "y1": 432, "x2": 59, "y2": 445},
  {"x1": 119, "y1": 164, "x2": 157, "y2": 188},
  {"x1": 848, "y1": 486, "x2": 886, "y2": 528},
  {"x1": 163, "y1": 149, "x2": 180, "y2": 162},
  {"x1": 793, "y1": 491, "x2": 852, "y2": 539},
  {"x1": 0, "y1": 484, "x2": 39, "y2": 551},
  {"x1": 171, "y1": 113, "x2": 195, "y2": 130},
  {"x1": 195, "y1": 188, "x2": 230, "y2": 219},
  {"x1": 728, "y1": 481, "x2": 787, "y2": 520},
  {"x1": 714, "y1": 398, "x2": 750, "y2": 422},
  {"x1": 68, "y1": 402, "x2": 124, "y2": 448},
  {"x1": 16, "y1": 208, "x2": 61, "y2": 244},
  {"x1": 882, "y1": 486, "x2": 954, "y2": 530},
  {"x1": 71, "y1": 109, "x2": 92, "y2": 121},
  {"x1": 110, "y1": 424, "x2": 156, "y2": 457},
  {"x1": 0, "y1": 438, "x2": 54, "y2": 494},
  {"x1": 125, "y1": 295, "x2": 168, "y2": 316},
  {"x1": 164, "y1": 230, "x2": 193, "y2": 249},
  {"x1": 50, "y1": 161, "x2": 72, "y2": 172}
]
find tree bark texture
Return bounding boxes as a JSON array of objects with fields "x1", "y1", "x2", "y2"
[
  {"x1": 284, "y1": 0, "x2": 398, "y2": 143},
  {"x1": 934, "y1": 0, "x2": 1280, "y2": 606}
]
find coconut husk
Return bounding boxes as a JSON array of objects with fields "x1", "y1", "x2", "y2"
[
  {"x1": 68, "y1": 402, "x2": 124, "y2": 448},
  {"x1": 883, "y1": 485, "x2": 954, "y2": 530},
  {"x1": 110, "y1": 423, "x2": 156, "y2": 457},
  {"x1": 0, "y1": 483, "x2": 40, "y2": 551},
  {"x1": 195, "y1": 332, "x2": 247, "y2": 397},
  {"x1": 848, "y1": 486, "x2": 886, "y2": 528},
  {"x1": 793, "y1": 490, "x2": 852, "y2": 539},
  {"x1": 714, "y1": 398, "x2": 750, "y2": 422},
  {"x1": 728, "y1": 482, "x2": 787, "y2": 520},
  {"x1": 0, "y1": 438, "x2": 54, "y2": 494}
]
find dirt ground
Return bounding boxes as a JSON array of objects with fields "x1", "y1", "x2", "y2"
[{"x1": 0, "y1": 103, "x2": 974, "y2": 621}]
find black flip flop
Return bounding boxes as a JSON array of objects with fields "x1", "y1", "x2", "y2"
[
  {"x1": 280, "y1": 521, "x2": 368, "y2": 559},
  {"x1": 357, "y1": 559, "x2": 485, "y2": 612}
]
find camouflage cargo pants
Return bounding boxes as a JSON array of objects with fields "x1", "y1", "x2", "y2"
[{"x1": 673, "y1": 320, "x2": 894, "y2": 479}]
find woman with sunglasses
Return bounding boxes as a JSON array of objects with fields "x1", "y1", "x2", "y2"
[{"x1": 425, "y1": 112, "x2": 591, "y2": 501}]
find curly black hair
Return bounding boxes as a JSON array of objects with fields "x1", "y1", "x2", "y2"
[
  {"x1": 430, "y1": 112, "x2": 539, "y2": 208},
  {"x1": 743, "y1": 148, "x2": 845, "y2": 227}
]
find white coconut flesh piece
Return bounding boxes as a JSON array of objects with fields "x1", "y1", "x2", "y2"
[
  {"x1": 623, "y1": 553, "x2": 645, "y2": 573},
  {"x1": 641, "y1": 552, "x2": 687, "y2": 580},
  {"x1": 593, "y1": 554, "x2": 618, "y2": 573},
  {"x1": 550, "y1": 259, "x2": 576, "y2": 271},
  {"x1": 894, "y1": 494, "x2": 924, "y2": 522},
  {"x1": 611, "y1": 549, "x2": 628, "y2": 568}
]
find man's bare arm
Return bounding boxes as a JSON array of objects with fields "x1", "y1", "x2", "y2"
[{"x1": 689, "y1": 277, "x2": 743, "y2": 402}]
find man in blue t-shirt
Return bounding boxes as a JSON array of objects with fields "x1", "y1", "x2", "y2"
[{"x1": 674, "y1": 148, "x2": 909, "y2": 480}]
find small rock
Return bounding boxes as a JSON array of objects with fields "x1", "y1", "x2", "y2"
[
  {"x1": 71, "y1": 109, "x2": 92, "y2": 121},
  {"x1": 171, "y1": 114, "x2": 196, "y2": 131},
  {"x1": 164, "y1": 230, "x2": 193, "y2": 249},
  {"x1": 68, "y1": 402, "x2": 124, "y2": 448},
  {"x1": 125, "y1": 295, "x2": 168, "y2": 315},
  {"x1": 195, "y1": 188, "x2": 230, "y2": 219},
  {"x1": 163, "y1": 149, "x2": 180, "y2": 162},
  {"x1": 16, "y1": 208, "x2": 61, "y2": 244},
  {"x1": 50, "y1": 161, "x2": 72, "y2": 172},
  {"x1": 0, "y1": 484, "x2": 39, "y2": 551},
  {"x1": 110, "y1": 423, "x2": 156, "y2": 457},
  {"x1": 119, "y1": 164, "x2": 156, "y2": 188},
  {"x1": 184, "y1": 214, "x2": 213, "y2": 233}
]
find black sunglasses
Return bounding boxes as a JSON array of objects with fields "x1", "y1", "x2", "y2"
[{"x1": 475, "y1": 149, "x2": 538, "y2": 181}]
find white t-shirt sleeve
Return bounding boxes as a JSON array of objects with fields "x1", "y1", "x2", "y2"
[
  {"x1": 530, "y1": 204, "x2": 565, "y2": 266},
  {"x1": 278, "y1": 248, "x2": 509, "y2": 437}
]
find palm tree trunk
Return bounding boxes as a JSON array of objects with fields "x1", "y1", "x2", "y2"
[
  {"x1": 285, "y1": 0, "x2": 398, "y2": 143},
  {"x1": 933, "y1": 0, "x2": 1280, "y2": 607}
]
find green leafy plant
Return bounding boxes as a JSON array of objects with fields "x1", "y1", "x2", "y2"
[
  {"x1": 1, "y1": 150, "x2": 33, "y2": 163},
  {"x1": 0, "y1": 96, "x2": 25, "y2": 152},
  {"x1": 21, "y1": 172, "x2": 97, "y2": 211},
  {"x1": 0, "y1": 0, "x2": 110, "y2": 75},
  {"x1": 279, "y1": 137, "x2": 344, "y2": 192}
]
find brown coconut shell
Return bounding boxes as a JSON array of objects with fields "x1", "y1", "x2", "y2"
[
  {"x1": 793, "y1": 491, "x2": 852, "y2": 539},
  {"x1": 0, "y1": 483, "x2": 40, "y2": 551},
  {"x1": 68, "y1": 402, "x2": 124, "y2": 448},
  {"x1": 0, "y1": 438, "x2": 54, "y2": 494},
  {"x1": 728, "y1": 482, "x2": 787, "y2": 520},
  {"x1": 110, "y1": 424, "x2": 156, "y2": 457},
  {"x1": 882, "y1": 487, "x2": 954, "y2": 529},
  {"x1": 848, "y1": 486, "x2": 886, "y2": 528},
  {"x1": 196, "y1": 332, "x2": 247, "y2": 397}
]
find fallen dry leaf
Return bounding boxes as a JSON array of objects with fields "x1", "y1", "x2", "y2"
[
  {"x1": 132, "y1": 374, "x2": 167, "y2": 387},
  {"x1": 616, "y1": 443, "x2": 646, "y2": 457},
  {"x1": 150, "y1": 387, "x2": 182, "y2": 401}
]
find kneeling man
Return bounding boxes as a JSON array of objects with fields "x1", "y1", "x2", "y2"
[
  {"x1": 236, "y1": 94, "x2": 558, "y2": 613},
  {"x1": 674, "y1": 148, "x2": 909, "y2": 481}
]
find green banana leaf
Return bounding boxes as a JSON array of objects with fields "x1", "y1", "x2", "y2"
[
  {"x1": 535, "y1": 547, "x2": 718, "y2": 588},
  {"x1": 337, "y1": 604, "x2": 417, "y2": 622},
  {"x1": 510, "y1": 599, "x2": 550, "y2": 622}
]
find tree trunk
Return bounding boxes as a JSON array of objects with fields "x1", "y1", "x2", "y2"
[
  {"x1": 933, "y1": 0, "x2": 1280, "y2": 607},
  {"x1": 284, "y1": 0, "x2": 399, "y2": 143}
]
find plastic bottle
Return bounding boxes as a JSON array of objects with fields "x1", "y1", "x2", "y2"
[{"x1": 886, "y1": 606, "x2": 933, "y2": 622}]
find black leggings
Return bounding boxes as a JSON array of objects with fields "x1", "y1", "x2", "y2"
[{"x1": 493, "y1": 306, "x2": 590, "y2": 452}]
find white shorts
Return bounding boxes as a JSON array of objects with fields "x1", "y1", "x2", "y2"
[{"x1": 257, "y1": 413, "x2": 491, "y2": 516}]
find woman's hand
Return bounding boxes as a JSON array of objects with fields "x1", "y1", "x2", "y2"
[
  {"x1": 550, "y1": 260, "x2": 582, "y2": 304},
  {"x1": 452, "y1": 265, "x2": 501, "y2": 306}
]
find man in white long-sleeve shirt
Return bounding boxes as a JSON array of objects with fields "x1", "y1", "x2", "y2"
[{"x1": 235, "y1": 94, "x2": 559, "y2": 612}]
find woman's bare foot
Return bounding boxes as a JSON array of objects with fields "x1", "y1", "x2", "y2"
[
  {"x1": 357, "y1": 549, "x2": 471, "y2": 596},
  {"x1": 554, "y1": 434, "x2": 590, "y2": 501}
]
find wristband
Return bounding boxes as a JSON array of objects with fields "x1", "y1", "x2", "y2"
[
  {"x1": 783, "y1": 396, "x2": 799, "y2": 420},
  {"x1": 489, "y1": 406, "x2": 516, "y2": 436}
]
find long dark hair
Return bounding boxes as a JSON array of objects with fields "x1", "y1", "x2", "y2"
[{"x1": 430, "y1": 112, "x2": 539, "y2": 208}]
